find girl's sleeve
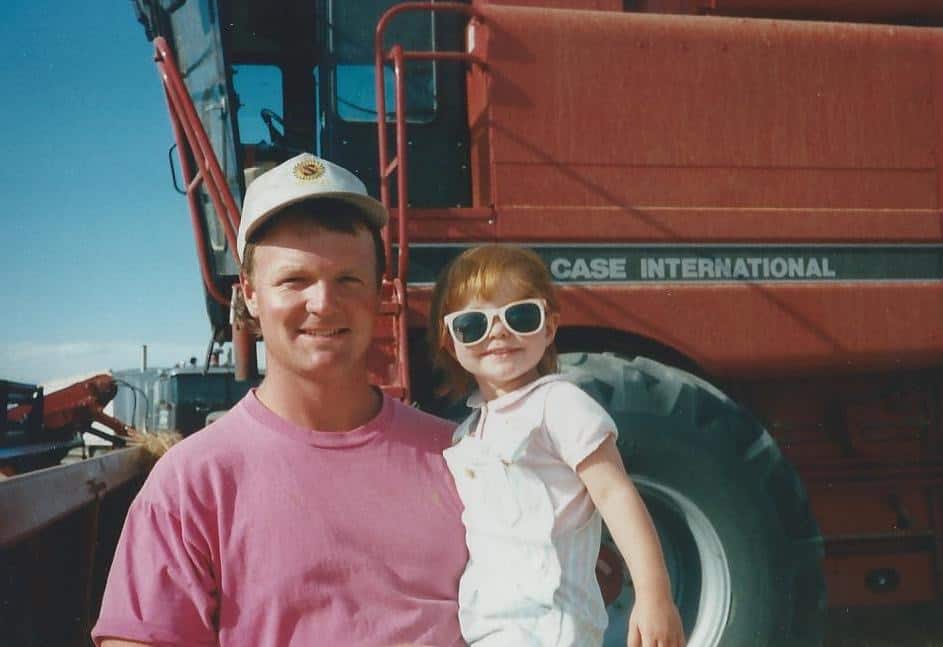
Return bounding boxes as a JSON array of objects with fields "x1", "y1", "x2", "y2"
[{"x1": 543, "y1": 382, "x2": 619, "y2": 470}]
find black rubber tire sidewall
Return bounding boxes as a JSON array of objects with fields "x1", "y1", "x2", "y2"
[{"x1": 561, "y1": 352, "x2": 825, "y2": 647}]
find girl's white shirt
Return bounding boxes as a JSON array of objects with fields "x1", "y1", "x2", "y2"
[{"x1": 443, "y1": 373, "x2": 618, "y2": 646}]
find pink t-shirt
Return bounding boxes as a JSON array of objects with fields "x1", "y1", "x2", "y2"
[{"x1": 92, "y1": 391, "x2": 467, "y2": 647}]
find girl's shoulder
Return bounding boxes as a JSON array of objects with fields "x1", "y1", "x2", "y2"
[
  {"x1": 543, "y1": 378, "x2": 607, "y2": 413},
  {"x1": 542, "y1": 379, "x2": 617, "y2": 435},
  {"x1": 541, "y1": 380, "x2": 619, "y2": 469}
]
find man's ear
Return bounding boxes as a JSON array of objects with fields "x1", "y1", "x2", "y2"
[{"x1": 240, "y1": 272, "x2": 259, "y2": 318}]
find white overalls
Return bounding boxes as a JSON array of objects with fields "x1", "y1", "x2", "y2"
[{"x1": 443, "y1": 374, "x2": 618, "y2": 647}]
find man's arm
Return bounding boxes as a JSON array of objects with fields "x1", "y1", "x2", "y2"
[{"x1": 91, "y1": 487, "x2": 219, "y2": 645}]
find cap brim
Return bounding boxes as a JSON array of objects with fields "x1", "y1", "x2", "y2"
[{"x1": 241, "y1": 191, "x2": 389, "y2": 257}]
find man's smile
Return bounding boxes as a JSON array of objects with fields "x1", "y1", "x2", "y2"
[{"x1": 299, "y1": 327, "x2": 349, "y2": 338}]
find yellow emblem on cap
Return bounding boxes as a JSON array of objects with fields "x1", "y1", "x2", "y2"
[{"x1": 292, "y1": 157, "x2": 325, "y2": 181}]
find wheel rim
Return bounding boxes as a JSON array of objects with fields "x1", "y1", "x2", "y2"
[{"x1": 602, "y1": 477, "x2": 731, "y2": 647}]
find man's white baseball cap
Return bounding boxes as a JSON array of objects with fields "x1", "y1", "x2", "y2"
[{"x1": 237, "y1": 153, "x2": 388, "y2": 261}]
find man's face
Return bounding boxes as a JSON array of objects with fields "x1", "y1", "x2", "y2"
[{"x1": 242, "y1": 216, "x2": 380, "y2": 384}]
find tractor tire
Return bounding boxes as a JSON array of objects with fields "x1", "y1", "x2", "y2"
[{"x1": 559, "y1": 353, "x2": 826, "y2": 647}]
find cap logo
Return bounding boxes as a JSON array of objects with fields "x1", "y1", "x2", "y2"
[{"x1": 292, "y1": 158, "x2": 325, "y2": 181}]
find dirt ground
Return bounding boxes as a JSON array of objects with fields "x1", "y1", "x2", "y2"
[{"x1": 825, "y1": 603, "x2": 943, "y2": 647}]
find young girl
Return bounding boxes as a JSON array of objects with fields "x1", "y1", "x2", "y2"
[{"x1": 430, "y1": 245, "x2": 685, "y2": 647}]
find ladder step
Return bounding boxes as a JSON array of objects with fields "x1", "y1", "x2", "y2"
[
  {"x1": 372, "y1": 277, "x2": 408, "y2": 401},
  {"x1": 379, "y1": 300, "x2": 401, "y2": 315}
]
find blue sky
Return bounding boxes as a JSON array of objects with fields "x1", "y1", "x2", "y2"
[{"x1": 1, "y1": 3, "x2": 213, "y2": 385}]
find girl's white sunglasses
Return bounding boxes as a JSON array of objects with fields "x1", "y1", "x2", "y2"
[{"x1": 443, "y1": 298, "x2": 547, "y2": 347}]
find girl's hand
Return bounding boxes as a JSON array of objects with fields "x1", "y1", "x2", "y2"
[
  {"x1": 627, "y1": 592, "x2": 686, "y2": 647},
  {"x1": 577, "y1": 437, "x2": 685, "y2": 646}
]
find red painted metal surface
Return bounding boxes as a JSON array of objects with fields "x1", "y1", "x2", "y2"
[
  {"x1": 163, "y1": 84, "x2": 231, "y2": 306},
  {"x1": 491, "y1": 206, "x2": 943, "y2": 243},
  {"x1": 485, "y1": 0, "x2": 622, "y2": 9},
  {"x1": 374, "y1": 3, "x2": 486, "y2": 401},
  {"x1": 698, "y1": 0, "x2": 943, "y2": 23},
  {"x1": 375, "y1": 2, "x2": 485, "y2": 278},
  {"x1": 392, "y1": 44, "x2": 409, "y2": 280},
  {"x1": 374, "y1": 10, "x2": 943, "y2": 607},
  {"x1": 403, "y1": 205, "x2": 943, "y2": 243},
  {"x1": 409, "y1": 282, "x2": 943, "y2": 378},
  {"x1": 442, "y1": 5, "x2": 943, "y2": 378},
  {"x1": 232, "y1": 319, "x2": 259, "y2": 383},
  {"x1": 369, "y1": 278, "x2": 410, "y2": 401},
  {"x1": 154, "y1": 36, "x2": 241, "y2": 306},
  {"x1": 720, "y1": 367, "x2": 943, "y2": 605},
  {"x1": 635, "y1": 0, "x2": 943, "y2": 23},
  {"x1": 470, "y1": 7, "x2": 942, "y2": 217},
  {"x1": 6, "y1": 375, "x2": 131, "y2": 438},
  {"x1": 826, "y1": 551, "x2": 936, "y2": 606}
]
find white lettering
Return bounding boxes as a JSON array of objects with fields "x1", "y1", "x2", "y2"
[
  {"x1": 697, "y1": 258, "x2": 714, "y2": 278},
  {"x1": 590, "y1": 258, "x2": 609, "y2": 279},
  {"x1": 734, "y1": 258, "x2": 750, "y2": 278},
  {"x1": 634, "y1": 254, "x2": 837, "y2": 282},
  {"x1": 788, "y1": 258, "x2": 803, "y2": 278},
  {"x1": 806, "y1": 258, "x2": 821, "y2": 278},
  {"x1": 610, "y1": 258, "x2": 627, "y2": 279},
  {"x1": 646, "y1": 258, "x2": 665, "y2": 279},
  {"x1": 550, "y1": 258, "x2": 571, "y2": 279},
  {"x1": 571, "y1": 258, "x2": 592, "y2": 279},
  {"x1": 664, "y1": 258, "x2": 681, "y2": 278}
]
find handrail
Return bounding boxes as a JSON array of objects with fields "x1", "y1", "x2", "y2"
[
  {"x1": 374, "y1": 2, "x2": 485, "y2": 281},
  {"x1": 392, "y1": 276, "x2": 410, "y2": 399},
  {"x1": 163, "y1": 86, "x2": 231, "y2": 305},
  {"x1": 154, "y1": 36, "x2": 242, "y2": 306}
]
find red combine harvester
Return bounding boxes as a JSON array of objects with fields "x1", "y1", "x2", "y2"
[{"x1": 4, "y1": 1, "x2": 943, "y2": 645}]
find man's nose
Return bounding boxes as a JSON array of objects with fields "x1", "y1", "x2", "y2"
[{"x1": 304, "y1": 282, "x2": 337, "y2": 314}]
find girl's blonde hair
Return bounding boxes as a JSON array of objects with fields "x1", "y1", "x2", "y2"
[{"x1": 429, "y1": 245, "x2": 560, "y2": 399}]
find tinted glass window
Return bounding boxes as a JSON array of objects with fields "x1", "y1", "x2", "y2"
[
  {"x1": 232, "y1": 64, "x2": 284, "y2": 144},
  {"x1": 329, "y1": 0, "x2": 436, "y2": 123}
]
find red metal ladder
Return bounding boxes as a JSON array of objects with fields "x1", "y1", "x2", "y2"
[{"x1": 373, "y1": 2, "x2": 485, "y2": 402}]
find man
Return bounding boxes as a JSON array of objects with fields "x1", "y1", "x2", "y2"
[{"x1": 92, "y1": 154, "x2": 468, "y2": 647}]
